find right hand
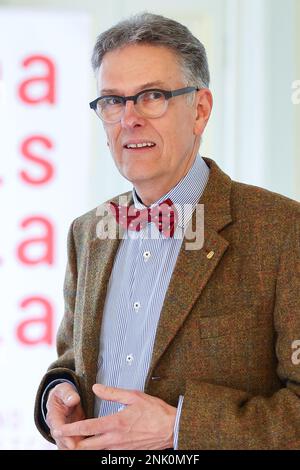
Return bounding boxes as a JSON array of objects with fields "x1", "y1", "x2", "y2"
[{"x1": 46, "y1": 382, "x2": 86, "y2": 450}]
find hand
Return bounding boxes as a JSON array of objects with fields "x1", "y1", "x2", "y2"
[
  {"x1": 46, "y1": 382, "x2": 85, "y2": 450},
  {"x1": 53, "y1": 384, "x2": 177, "y2": 450}
]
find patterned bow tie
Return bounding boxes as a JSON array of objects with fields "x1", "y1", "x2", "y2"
[{"x1": 109, "y1": 198, "x2": 178, "y2": 237}]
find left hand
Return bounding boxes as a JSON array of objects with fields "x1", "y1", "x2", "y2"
[{"x1": 53, "y1": 384, "x2": 177, "y2": 450}]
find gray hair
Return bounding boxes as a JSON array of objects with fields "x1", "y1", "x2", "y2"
[{"x1": 91, "y1": 12, "x2": 210, "y2": 89}]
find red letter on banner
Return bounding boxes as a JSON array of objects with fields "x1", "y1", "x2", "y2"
[
  {"x1": 17, "y1": 216, "x2": 54, "y2": 265},
  {"x1": 19, "y1": 135, "x2": 54, "y2": 185},
  {"x1": 18, "y1": 55, "x2": 56, "y2": 105},
  {"x1": 16, "y1": 296, "x2": 54, "y2": 346}
]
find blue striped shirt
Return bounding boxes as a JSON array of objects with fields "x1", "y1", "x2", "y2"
[{"x1": 95, "y1": 155, "x2": 210, "y2": 436}]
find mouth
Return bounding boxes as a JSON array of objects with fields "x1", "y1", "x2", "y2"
[{"x1": 123, "y1": 141, "x2": 156, "y2": 151}]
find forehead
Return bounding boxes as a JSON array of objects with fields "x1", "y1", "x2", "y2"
[{"x1": 98, "y1": 44, "x2": 184, "y2": 93}]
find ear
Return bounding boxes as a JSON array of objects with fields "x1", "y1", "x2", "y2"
[{"x1": 193, "y1": 89, "x2": 213, "y2": 136}]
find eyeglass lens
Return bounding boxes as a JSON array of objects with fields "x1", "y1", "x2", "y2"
[{"x1": 97, "y1": 90, "x2": 167, "y2": 122}]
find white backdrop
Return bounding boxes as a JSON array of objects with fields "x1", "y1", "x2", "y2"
[{"x1": 0, "y1": 9, "x2": 91, "y2": 449}]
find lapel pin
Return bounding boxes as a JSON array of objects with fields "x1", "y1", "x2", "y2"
[{"x1": 206, "y1": 250, "x2": 215, "y2": 259}]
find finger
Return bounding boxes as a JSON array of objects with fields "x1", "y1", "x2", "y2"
[
  {"x1": 55, "y1": 437, "x2": 76, "y2": 450},
  {"x1": 47, "y1": 410, "x2": 77, "y2": 450},
  {"x1": 49, "y1": 383, "x2": 80, "y2": 408},
  {"x1": 76, "y1": 433, "x2": 149, "y2": 451},
  {"x1": 47, "y1": 411, "x2": 77, "y2": 450},
  {"x1": 47, "y1": 384, "x2": 81, "y2": 429},
  {"x1": 46, "y1": 384, "x2": 81, "y2": 449},
  {"x1": 46, "y1": 407, "x2": 66, "y2": 429},
  {"x1": 76, "y1": 433, "x2": 115, "y2": 450},
  {"x1": 53, "y1": 417, "x2": 99, "y2": 438},
  {"x1": 53, "y1": 413, "x2": 124, "y2": 438},
  {"x1": 46, "y1": 399, "x2": 76, "y2": 429},
  {"x1": 92, "y1": 384, "x2": 139, "y2": 405}
]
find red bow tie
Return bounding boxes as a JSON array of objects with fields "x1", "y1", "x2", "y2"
[{"x1": 109, "y1": 198, "x2": 178, "y2": 237}]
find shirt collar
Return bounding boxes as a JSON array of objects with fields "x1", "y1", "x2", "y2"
[{"x1": 132, "y1": 154, "x2": 210, "y2": 228}]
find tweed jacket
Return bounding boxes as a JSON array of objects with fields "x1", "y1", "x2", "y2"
[{"x1": 35, "y1": 157, "x2": 300, "y2": 449}]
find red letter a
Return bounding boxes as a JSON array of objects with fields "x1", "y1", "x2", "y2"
[
  {"x1": 18, "y1": 55, "x2": 56, "y2": 105},
  {"x1": 16, "y1": 296, "x2": 54, "y2": 346},
  {"x1": 17, "y1": 216, "x2": 54, "y2": 266}
]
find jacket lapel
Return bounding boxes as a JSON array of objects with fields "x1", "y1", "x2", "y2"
[{"x1": 147, "y1": 158, "x2": 233, "y2": 378}]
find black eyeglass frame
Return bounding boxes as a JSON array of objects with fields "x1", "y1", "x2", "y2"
[{"x1": 89, "y1": 86, "x2": 199, "y2": 121}]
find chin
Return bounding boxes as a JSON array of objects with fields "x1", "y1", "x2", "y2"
[
  {"x1": 123, "y1": 170, "x2": 151, "y2": 184},
  {"x1": 122, "y1": 161, "x2": 157, "y2": 182}
]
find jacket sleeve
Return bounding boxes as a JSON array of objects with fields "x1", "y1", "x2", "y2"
[
  {"x1": 34, "y1": 219, "x2": 82, "y2": 442},
  {"x1": 178, "y1": 212, "x2": 300, "y2": 449}
]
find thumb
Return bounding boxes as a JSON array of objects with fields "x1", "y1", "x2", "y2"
[
  {"x1": 63, "y1": 392, "x2": 80, "y2": 407},
  {"x1": 52, "y1": 383, "x2": 80, "y2": 407}
]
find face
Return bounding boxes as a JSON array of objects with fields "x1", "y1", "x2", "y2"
[{"x1": 97, "y1": 43, "x2": 212, "y2": 200}]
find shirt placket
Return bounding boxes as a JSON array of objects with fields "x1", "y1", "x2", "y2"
[{"x1": 118, "y1": 226, "x2": 147, "y2": 389}]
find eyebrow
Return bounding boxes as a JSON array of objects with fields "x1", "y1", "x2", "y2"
[{"x1": 100, "y1": 81, "x2": 168, "y2": 95}]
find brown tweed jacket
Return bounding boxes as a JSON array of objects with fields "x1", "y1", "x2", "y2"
[{"x1": 35, "y1": 157, "x2": 300, "y2": 449}]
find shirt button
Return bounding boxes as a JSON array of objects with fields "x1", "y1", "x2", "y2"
[
  {"x1": 133, "y1": 301, "x2": 140, "y2": 311},
  {"x1": 126, "y1": 354, "x2": 134, "y2": 365},
  {"x1": 143, "y1": 250, "x2": 151, "y2": 260}
]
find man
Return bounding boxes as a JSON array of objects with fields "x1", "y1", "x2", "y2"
[{"x1": 34, "y1": 12, "x2": 300, "y2": 450}]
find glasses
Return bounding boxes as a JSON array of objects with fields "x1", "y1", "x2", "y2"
[{"x1": 89, "y1": 86, "x2": 199, "y2": 123}]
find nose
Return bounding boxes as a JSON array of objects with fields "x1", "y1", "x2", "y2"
[{"x1": 120, "y1": 100, "x2": 145, "y2": 129}]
